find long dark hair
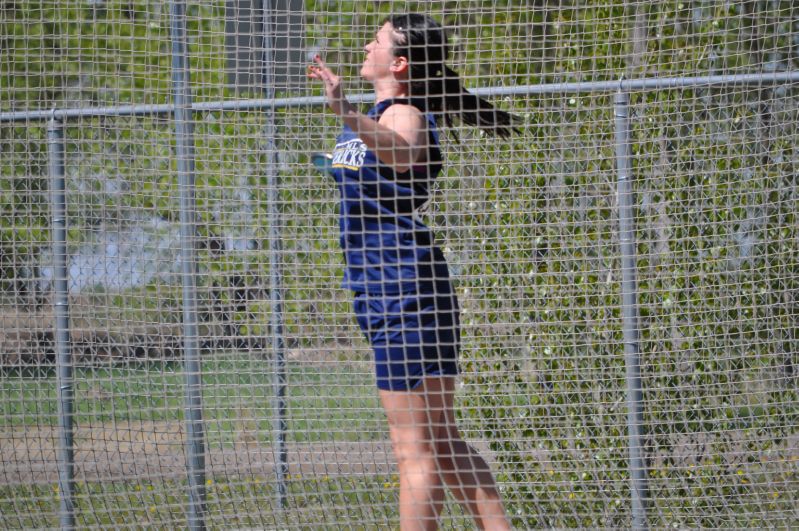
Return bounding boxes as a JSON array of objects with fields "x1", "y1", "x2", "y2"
[{"x1": 387, "y1": 13, "x2": 520, "y2": 139}]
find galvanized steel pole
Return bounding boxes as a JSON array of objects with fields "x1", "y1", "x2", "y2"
[
  {"x1": 614, "y1": 90, "x2": 650, "y2": 531},
  {"x1": 169, "y1": 1, "x2": 207, "y2": 529},
  {"x1": 48, "y1": 116, "x2": 76, "y2": 531},
  {"x1": 260, "y1": 0, "x2": 288, "y2": 510}
]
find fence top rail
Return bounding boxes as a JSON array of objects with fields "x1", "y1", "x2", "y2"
[{"x1": 2, "y1": 71, "x2": 798, "y2": 124}]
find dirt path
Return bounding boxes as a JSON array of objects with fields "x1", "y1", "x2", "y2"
[{"x1": 0, "y1": 421, "x2": 497, "y2": 486}]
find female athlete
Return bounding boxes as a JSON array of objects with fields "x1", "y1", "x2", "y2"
[{"x1": 308, "y1": 13, "x2": 517, "y2": 530}]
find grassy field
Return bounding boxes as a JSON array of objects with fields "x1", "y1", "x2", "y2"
[
  {"x1": 1, "y1": 354, "x2": 383, "y2": 446},
  {"x1": 0, "y1": 354, "x2": 422, "y2": 528},
  {"x1": 0, "y1": 473, "x2": 477, "y2": 529},
  {"x1": 0, "y1": 351, "x2": 481, "y2": 528},
  {"x1": 2, "y1": 353, "x2": 797, "y2": 529}
]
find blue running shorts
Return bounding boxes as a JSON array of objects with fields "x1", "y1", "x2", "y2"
[{"x1": 353, "y1": 284, "x2": 461, "y2": 391}]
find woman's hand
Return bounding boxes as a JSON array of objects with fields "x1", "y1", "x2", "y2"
[{"x1": 307, "y1": 55, "x2": 353, "y2": 117}]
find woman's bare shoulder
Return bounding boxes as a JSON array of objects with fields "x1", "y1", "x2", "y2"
[{"x1": 378, "y1": 103, "x2": 426, "y2": 142}]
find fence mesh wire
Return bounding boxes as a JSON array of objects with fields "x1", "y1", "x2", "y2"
[{"x1": 1, "y1": 1, "x2": 797, "y2": 529}]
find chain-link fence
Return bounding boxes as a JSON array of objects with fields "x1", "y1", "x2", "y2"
[{"x1": 1, "y1": 1, "x2": 797, "y2": 528}]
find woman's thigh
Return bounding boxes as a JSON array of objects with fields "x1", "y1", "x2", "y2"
[{"x1": 379, "y1": 376, "x2": 457, "y2": 449}]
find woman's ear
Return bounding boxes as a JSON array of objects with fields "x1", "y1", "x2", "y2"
[{"x1": 390, "y1": 56, "x2": 410, "y2": 76}]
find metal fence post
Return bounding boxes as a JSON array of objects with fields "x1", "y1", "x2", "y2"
[
  {"x1": 260, "y1": 0, "x2": 288, "y2": 510},
  {"x1": 48, "y1": 115, "x2": 76, "y2": 530},
  {"x1": 613, "y1": 90, "x2": 650, "y2": 531},
  {"x1": 169, "y1": 1, "x2": 207, "y2": 529}
]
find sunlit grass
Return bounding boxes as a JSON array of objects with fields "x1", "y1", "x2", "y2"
[{"x1": 0, "y1": 354, "x2": 382, "y2": 445}]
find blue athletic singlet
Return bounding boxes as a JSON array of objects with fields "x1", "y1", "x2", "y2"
[
  {"x1": 329, "y1": 98, "x2": 451, "y2": 295},
  {"x1": 329, "y1": 98, "x2": 461, "y2": 391}
]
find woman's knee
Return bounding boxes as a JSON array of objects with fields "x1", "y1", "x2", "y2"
[{"x1": 392, "y1": 438, "x2": 437, "y2": 469}]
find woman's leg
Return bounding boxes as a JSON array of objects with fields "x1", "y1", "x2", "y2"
[
  {"x1": 422, "y1": 377, "x2": 511, "y2": 531},
  {"x1": 380, "y1": 386, "x2": 447, "y2": 531},
  {"x1": 381, "y1": 376, "x2": 510, "y2": 531}
]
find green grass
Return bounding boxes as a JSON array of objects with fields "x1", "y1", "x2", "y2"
[
  {"x1": 0, "y1": 475, "x2": 477, "y2": 529},
  {"x1": 3, "y1": 470, "x2": 793, "y2": 529},
  {"x1": 0, "y1": 471, "x2": 484, "y2": 529},
  {"x1": 0, "y1": 355, "x2": 382, "y2": 445},
  {"x1": 0, "y1": 355, "x2": 483, "y2": 528}
]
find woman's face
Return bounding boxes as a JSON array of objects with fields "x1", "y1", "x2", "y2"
[{"x1": 361, "y1": 22, "x2": 405, "y2": 82}]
